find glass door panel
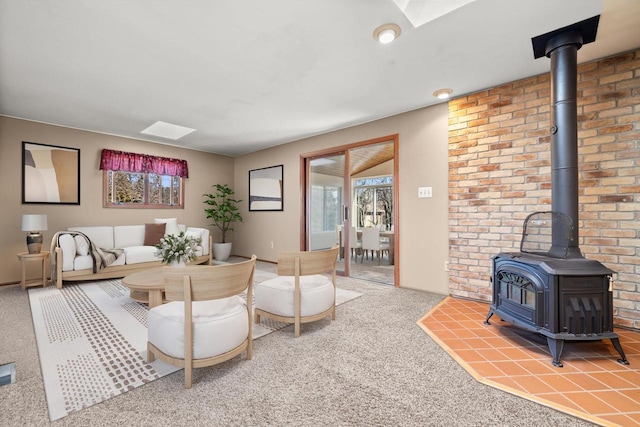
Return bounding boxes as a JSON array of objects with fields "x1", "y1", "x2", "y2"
[{"x1": 308, "y1": 154, "x2": 349, "y2": 276}]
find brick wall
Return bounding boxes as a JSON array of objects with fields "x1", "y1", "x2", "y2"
[{"x1": 448, "y1": 49, "x2": 640, "y2": 329}]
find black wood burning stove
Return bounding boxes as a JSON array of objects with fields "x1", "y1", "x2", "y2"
[
  {"x1": 486, "y1": 212, "x2": 628, "y2": 367},
  {"x1": 484, "y1": 17, "x2": 629, "y2": 368}
]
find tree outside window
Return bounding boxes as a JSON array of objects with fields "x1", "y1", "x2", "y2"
[
  {"x1": 105, "y1": 170, "x2": 183, "y2": 208},
  {"x1": 354, "y1": 176, "x2": 393, "y2": 229}
]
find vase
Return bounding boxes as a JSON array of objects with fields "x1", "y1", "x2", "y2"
[{"x1": 169, "y1": 259, "x2": 186, "y2": 268}]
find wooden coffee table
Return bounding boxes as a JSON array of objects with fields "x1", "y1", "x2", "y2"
[{"x1": 122, "y1": 268, "x2": 165, "y2": 308}]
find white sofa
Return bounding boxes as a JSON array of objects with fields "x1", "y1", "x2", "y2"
[{"x1": 52, "y1": 221, "x2": 211, "y2": 289}]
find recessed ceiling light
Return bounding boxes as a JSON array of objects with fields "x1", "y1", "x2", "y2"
[
  {"x1": 373, "y1": 23, "x2": 401, "y2": 44},
  {"x1": 433, "y1": 88, "x2": 453, "y2": 100},
  {"x1": 141, "y1": 121, "x2": 196, "y2": 140}
]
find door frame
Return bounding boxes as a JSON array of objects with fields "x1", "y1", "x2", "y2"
[{"x1": 300, "y1": 134, "x2": 399, "y2": 287}]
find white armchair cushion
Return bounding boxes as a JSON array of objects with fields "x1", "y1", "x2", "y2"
[
  {"x1": 254, "y1": 275, "x2": 334, "y2": 317},
  {"x1": 148, "y1": 296, "x2": 248, "y2": 359},
  {"x1": 124, "y1": 246, "x2": 158, "y2": 264},
  {"x1": 154, "y1": 218, "x2": 179, "y2": 236},
  {"x1": 58, "y1": 234, "x2": 76, "y2": 272}
]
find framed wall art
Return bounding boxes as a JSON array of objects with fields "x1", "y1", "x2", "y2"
[
  {"x1": 249, "y1": 164, "x2": 283, "y2": 211},
  {"x1": 22, "y1": 141, "x2": 80, "y2": 205}
]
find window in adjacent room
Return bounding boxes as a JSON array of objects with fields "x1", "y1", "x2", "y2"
[
  {"x1": 101, "y1": 149, "x2": 187, "y2": 209},
  {"x1": 310, "y1": 184, "x2": 342, "y2": 232}
]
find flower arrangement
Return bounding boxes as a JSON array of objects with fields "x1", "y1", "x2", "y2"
[{"x1": 154, "y1": 231, "x2": 202, "y2": 265}]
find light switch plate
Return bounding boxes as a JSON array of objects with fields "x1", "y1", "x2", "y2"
[{"x1": 418, "y1": 186, "x2": 432, "y2": 198}]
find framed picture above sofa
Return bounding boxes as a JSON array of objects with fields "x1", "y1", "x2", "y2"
[
  {"x1": 22, "y1": 141, "x2": 80, "y2": 205},
  {"x1": 249, "y1": 165, "x2": 283, "y2": 211}
]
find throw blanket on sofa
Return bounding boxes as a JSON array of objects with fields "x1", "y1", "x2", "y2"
[{"x1": 50, "y1": 231, "x2": 124, "y2": 282}]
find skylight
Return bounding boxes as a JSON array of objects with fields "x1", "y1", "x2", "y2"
[
  {"x1": 392, "y1": 0, "x2": 476, "y2": 28},
  {"x1": 141, "y1": 121, "x2": 196, "y2": 140}
]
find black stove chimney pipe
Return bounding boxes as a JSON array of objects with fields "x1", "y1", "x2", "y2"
[{"x1": 532, "y1": 16, "x2": 600, "y2": 259}]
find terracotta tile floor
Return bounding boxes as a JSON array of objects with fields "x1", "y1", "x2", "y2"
[{"x1": 418, "y1": 297, "x2": 640, "y2": 427}]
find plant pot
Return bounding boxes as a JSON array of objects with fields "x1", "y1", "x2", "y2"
[
  {"x1": 169, "y1": 259, "x2": 186, "y2": 267},
  {"x1": 213, "y1": 242, "x2": 232, "y2": 261}
]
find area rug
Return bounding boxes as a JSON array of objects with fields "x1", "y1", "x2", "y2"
[{"x1": 29, "y1": 272, "x2": 362, "y2": 421}]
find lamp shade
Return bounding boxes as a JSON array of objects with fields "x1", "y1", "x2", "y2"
[{"x1": 22, "y1": 214, "x2": 48, "y2": 232}]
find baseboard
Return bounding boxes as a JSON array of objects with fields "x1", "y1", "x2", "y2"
[{"x1": 0, "y1": 281, "x2": 20, "y2": 287}]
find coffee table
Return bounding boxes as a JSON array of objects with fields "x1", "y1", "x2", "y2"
[{"x1": 122, "y1": 268, "x2": 165, "y2": 308}]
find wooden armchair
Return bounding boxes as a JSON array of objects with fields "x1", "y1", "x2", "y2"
[
  {"x1": 254, "y1": 245, "x2": 339, "y2": 337},
  {"x1": 147, "y1": 255, "x2": 256, "y2": 388}
]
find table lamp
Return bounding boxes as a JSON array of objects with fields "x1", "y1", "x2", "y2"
[{"x1": 22, "y1": 214, "x2": 48, "y2": 254}]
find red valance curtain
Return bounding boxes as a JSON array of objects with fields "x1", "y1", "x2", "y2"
[{"x1": 99, "y1": 149, "x2": 189, "y2": 178}]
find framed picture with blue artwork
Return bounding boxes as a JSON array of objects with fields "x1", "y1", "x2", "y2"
[
  {"x1": 249, "y1": 165, "x2": 283, "y2": 211},
  {"x1": 22, "y1": 141, "x2": 80, "y2": 205}
]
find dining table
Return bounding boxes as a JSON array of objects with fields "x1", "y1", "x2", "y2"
[{"x1": 338, "y1": 228, "x2": 394, "y2": 265}]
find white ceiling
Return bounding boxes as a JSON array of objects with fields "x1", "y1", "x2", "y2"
[{"x1": 1, "y1": 0, "x2": 639, "y2": 156}]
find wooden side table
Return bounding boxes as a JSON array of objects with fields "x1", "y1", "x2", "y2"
[{"x1": 17, "y1": 251, "x2": 50, "y2": 290}]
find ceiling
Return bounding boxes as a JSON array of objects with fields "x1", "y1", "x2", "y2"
[
  {"x1": 1, "y1": 0, "x2": 639, "y2": 157},
  {"x1": 310, "y1": 140, "x2": 395, "y2": 177}
]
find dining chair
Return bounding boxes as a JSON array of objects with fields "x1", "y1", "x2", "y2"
[
  {"x1": 361, "y1": 227, "x2": 390, "y2": 265},
  {"x1": 254, "y1": 245, "x2": 339, "y2": 337},
  {"x1": 349, "y1": 226, "x2": 362, "y2": 259},
  {"x1": 147, "y1": 255, "x2": 256, "y2": 388}
]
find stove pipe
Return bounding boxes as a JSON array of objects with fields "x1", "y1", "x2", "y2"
[{"x1": 532, "y1": 16, "x2": 600, "y2": 259}]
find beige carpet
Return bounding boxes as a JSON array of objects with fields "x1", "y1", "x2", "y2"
[{"x1": 28, "y1": 274, "x2": 361, "y2": 421}]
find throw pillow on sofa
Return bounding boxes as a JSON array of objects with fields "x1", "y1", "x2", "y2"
[{"x1": 144, "y1": 223, "x2": 167, "y2": 246}]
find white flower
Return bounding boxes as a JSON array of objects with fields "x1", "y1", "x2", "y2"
[{"x1": 154, "y1": 231, "x2": 202, "y2": 264}]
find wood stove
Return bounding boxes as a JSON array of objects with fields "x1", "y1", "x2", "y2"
[
  {"x1": 486, "y1": 212, "x2": 627, "y2": 367},
  {"x1": 484, "y1": 17, "x2": 629, "y2": 367}
]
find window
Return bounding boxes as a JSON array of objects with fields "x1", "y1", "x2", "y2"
[
  {"x1": 104, "y1": 171, "x2": 183, "y2": 208},
  {"x1": 354, "y1": 176, "x2": 393, "y2": 228},
  {"x1": 100, "y1": 149, "x2": 187, "y2": 209},
  {"x1": 310, "y1": 185, "x2": 341, "y2": 232}
]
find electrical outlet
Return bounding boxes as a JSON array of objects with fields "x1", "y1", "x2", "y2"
[
  {"x1": 418, "y1": 187, "x2": 433, "y2": 198},
  {"x1": 270, "y1": 241, "x2": 274, "y2": 249},
  {"x1": 444, "y1": 261, "x2": 449, "y2": 272}
]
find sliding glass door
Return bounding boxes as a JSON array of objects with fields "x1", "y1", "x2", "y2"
[{"x1": 301, "y1": 134, "x2": 398, "y2": 286}]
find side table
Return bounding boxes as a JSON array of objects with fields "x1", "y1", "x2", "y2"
[{"x1": 17, "y1": 251, "x2": 50, "y2": 290}]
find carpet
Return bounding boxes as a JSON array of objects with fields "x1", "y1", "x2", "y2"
[{"x1": 29, "y1": 271, "x2": 361, "y2": 421}]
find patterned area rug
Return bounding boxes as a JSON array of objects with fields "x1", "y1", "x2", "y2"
[{"x1": 29, "y1": 271, "x2": 361, "y2": 421}]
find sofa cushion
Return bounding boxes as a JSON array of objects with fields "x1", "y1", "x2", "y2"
[
  {"x1": 144, "y1": 223, "x2": 166, "y2": 246},
  {"x1": 186, "y1": 227, "x2": 209, "y2": 256},
  {"x1": 154, "y1": 218, "x2": 179, "y2": 236},
  {"x1": 68, "y1": 226, "x2": 114, "y2": 250},
  {"x1": 124, "y1": 246, "x2": 159, "y2": 264},
  {"x1": 74, "y1": 235, "x2": 89, "y2": 256},
  {"x1": 74, "y1": 255, "x2": 93, "y2": 271},
  {"x1": 59, "y1": 234, "x2": 76, "y2": 272},
  {"x1": 114, "y1": 225, "x2": 145, "y2": 249}
]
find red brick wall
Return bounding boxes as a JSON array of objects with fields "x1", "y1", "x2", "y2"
[{"x1": 448, "y1": 49, "x2": 640, "y2": 329}]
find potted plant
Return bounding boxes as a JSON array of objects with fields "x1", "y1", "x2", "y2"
[{"x1": 203, "y1": 183, "x2": 243, "y2": 261}]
